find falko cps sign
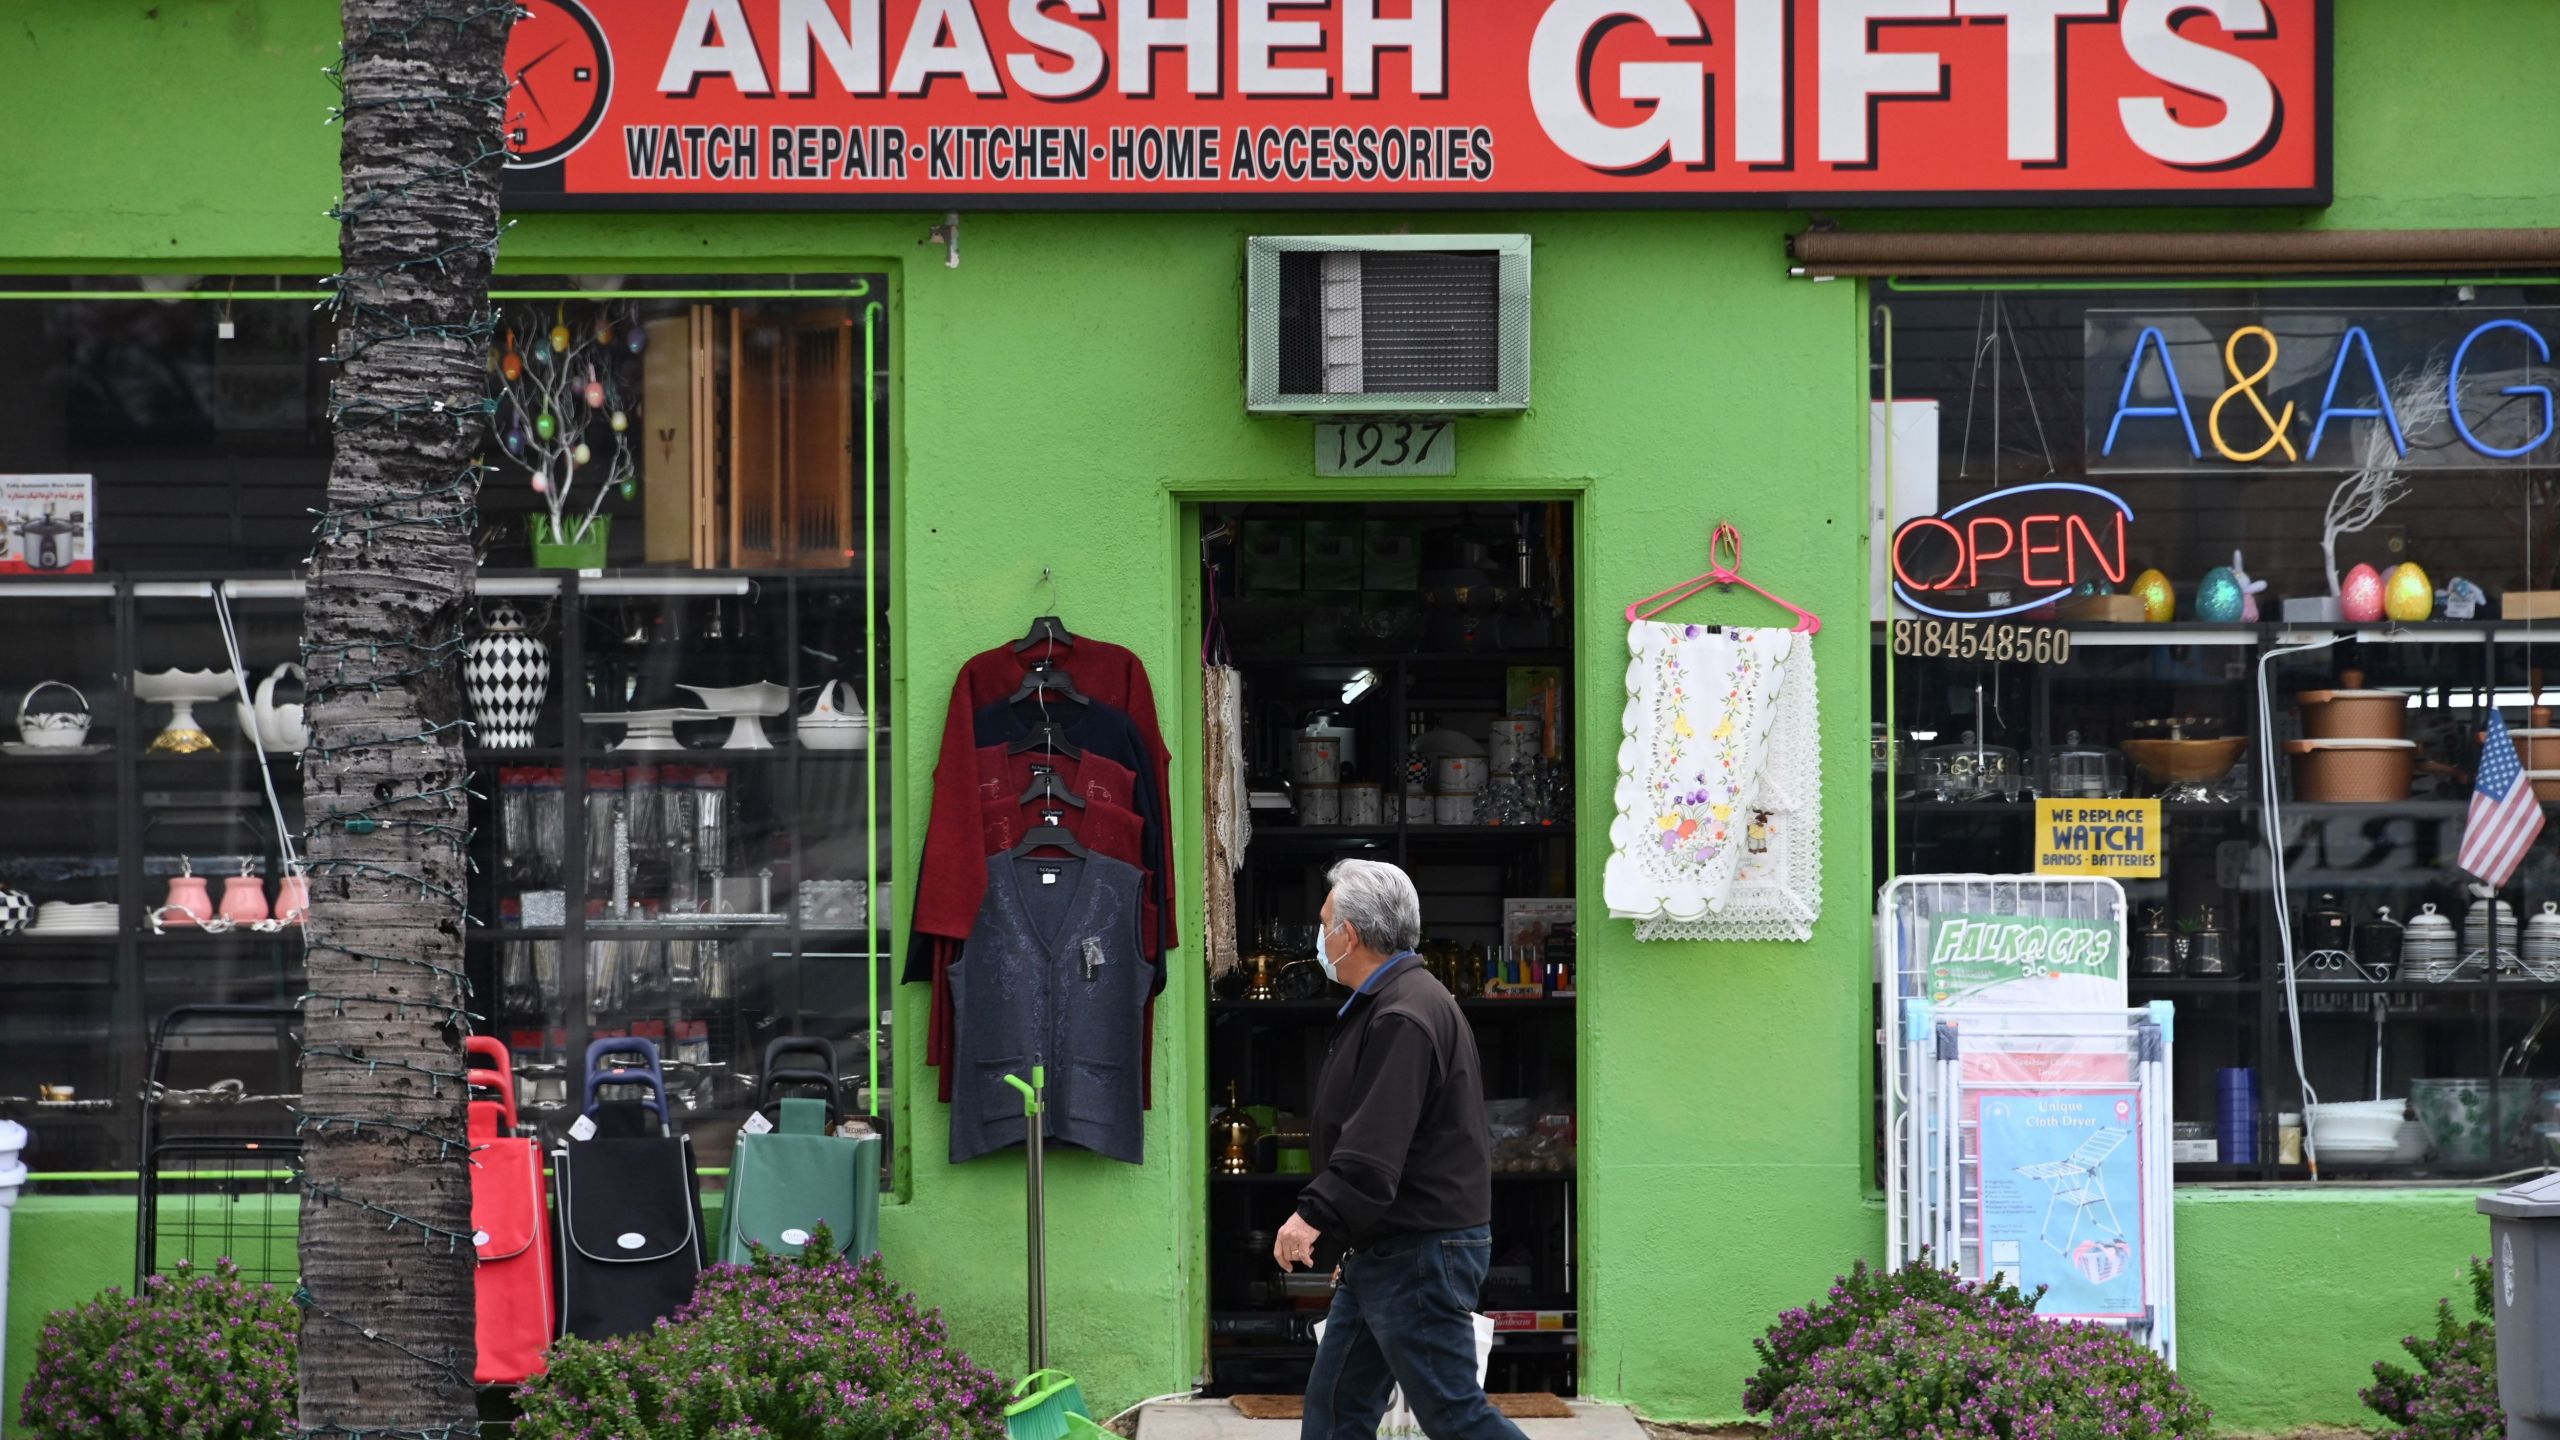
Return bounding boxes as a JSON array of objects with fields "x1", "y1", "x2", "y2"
[{"x1": 500, "y1": 0, "x2": 2330, "y2": 209}]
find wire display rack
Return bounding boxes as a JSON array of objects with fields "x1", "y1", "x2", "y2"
[{"x1": 134, "y1": 1005, "x2": 301, "y2": 1289}]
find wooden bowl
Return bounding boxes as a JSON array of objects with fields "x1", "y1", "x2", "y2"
[{"x1": 2121, "y1": 737, "x2": 2246, "y2": 784}]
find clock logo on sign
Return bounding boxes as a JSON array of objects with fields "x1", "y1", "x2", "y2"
[{"x1": 505, "y1": 0, "x2": 615, "y2": 170}]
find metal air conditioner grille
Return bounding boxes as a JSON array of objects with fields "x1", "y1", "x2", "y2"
[
  {"x1": 1246, "y1": 235, "x2": 1530, "y2": 414},
  {"x1": 1358, "y1": 252, "x2": 1501, "y2": 394}
]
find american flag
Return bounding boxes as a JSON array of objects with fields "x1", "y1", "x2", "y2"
[{"x1": 2461, "y1": 711, "x2": 2545, "y2": 888}]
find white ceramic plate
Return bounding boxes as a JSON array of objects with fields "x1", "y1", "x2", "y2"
[{"x1": 1, "y1": 742, "x2": 110, "y2": 756}]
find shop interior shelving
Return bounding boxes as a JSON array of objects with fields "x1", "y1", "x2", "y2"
[
  {"x1": 0, "y1": 570, "x2": 892, "y2": 1180},
  {"x1": 1875, "y1": 617, "x2": 2560, "y2": 1184},
  {"x1": 1205, "y1": 503, "x2": 1578, "y2": 1397}
]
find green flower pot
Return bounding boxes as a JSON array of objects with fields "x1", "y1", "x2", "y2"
[{"x1": 528, "y1": 513, "x2": 610, "y2": 570}]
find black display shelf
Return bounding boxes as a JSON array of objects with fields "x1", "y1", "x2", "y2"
[
  {"x1": 1211, "y1": 1171, "x2": 1575, "y2": 1186},
  {"x1": 1210, "y1": 504, "x2": 1580, "y2": 1399},
  {"x1": 1882, "y1": 614, "x2": 2560, "y2": 1201},
  {"x1": 0, "y1": 568, "x2": 896, "y2": 1174},
  {"x1": 1229, "y1": 649, "x2": 1573, "y2": 669},
  {"x1": 1210, "y1": 997, "x2": 1574, "y2": 1019}
]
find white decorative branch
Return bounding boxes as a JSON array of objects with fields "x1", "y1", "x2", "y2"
[{"x1": 2324, "y1": 359, "x2": 2452, "y2": 596}]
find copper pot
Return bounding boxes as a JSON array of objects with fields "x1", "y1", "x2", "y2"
[
  {"x1": 2285, "y1": 738, "x2": 2416, "y2": 803},
  {"x1": 2298, "y1": 670, "x2": 2408, "y2": 740}
]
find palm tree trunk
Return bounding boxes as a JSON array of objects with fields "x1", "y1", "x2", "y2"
[{"x1": 299, "y1": 4, "x2": 512, "y2": 1434}]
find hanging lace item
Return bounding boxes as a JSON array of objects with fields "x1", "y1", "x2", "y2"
[
  {"x1": 1604, "y1": 621, "x2": 1821, "y2": 941},
  {"x1": 1203, "y1": 663, "x2": 1251, "y2": 977}
]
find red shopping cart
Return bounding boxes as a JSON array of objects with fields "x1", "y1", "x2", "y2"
[{"x1": 467, "y1": 1035, "x2": 555, "y2": 1383}]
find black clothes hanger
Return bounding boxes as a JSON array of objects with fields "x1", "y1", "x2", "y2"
[
  {"x1": 1008, "y1": 817, "x2": 1093, "y2": 860},
  {"x1": 1007, "y1": 665, "x2": 1090, "y2": 705},
  {"x1": 1013, "y1": 615, "x2": 1074, "y2": 653},
  {"x1": 1008, "y1": 720, "x2": 1083, "y2": 759},
  {"x1": 1018, "y1": 770, "x2": 1088, "y2": 809}
]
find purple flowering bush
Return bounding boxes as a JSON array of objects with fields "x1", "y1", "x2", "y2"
[
  {"x1": 1742, "y1": 1254, "x2": 2041, "y2": 1414},
  {"x1": 16, "y1": 1258, "x2": 299, "y2": 1440},
  {"x1": 1762, "y1": 1296, "x2": 2210, "y2": 1440},
  {"x1": 512, "y1": 1225, "x2": 1009, "y2": 1440},
  {"x1": 2360, "y1": 1258, "x2": 2503, "y2": 1440}
]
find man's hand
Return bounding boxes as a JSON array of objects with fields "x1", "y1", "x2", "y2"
[{"x1": 1274, "y1": 1212, "x2": 1320, "y2": 1271}]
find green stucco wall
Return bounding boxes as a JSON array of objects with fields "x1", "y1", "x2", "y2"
[{"x1": 3, "y1": 1, "x2": 2556, "y2": 1432}]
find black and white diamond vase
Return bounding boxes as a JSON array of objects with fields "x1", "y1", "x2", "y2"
[
  {"x1": 0, "y1": 885, "x2": 32, "y2": 936},
  {"x1": 464, "y1": 603, "x2": 550, "y2": 749}
]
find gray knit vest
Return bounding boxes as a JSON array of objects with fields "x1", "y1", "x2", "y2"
[{"x1": 949, "y1": 851, "x2": 1149, "y2": 1164}]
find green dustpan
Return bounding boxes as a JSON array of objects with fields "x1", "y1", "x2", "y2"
[{"x1": 1004, "y1": 1368, "x2": 1091, "y2": 1440}]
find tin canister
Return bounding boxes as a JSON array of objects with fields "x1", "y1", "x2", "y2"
[
  {"x1": 1342, "y1": 782, "x2": 1382, "y2": 826},
  {"x1": 1436, "y1": 755, "x2": 1490, "y2": 792},
  {"x1": 1300, "y1": 784, "x2": 1342, "y2": 825},
  {"x1": 1434, "y1": 790, "x2": 1479, "y2": 826},
  {"x1": 1488, "y1": 716, "x2": 1543, "y2": 770},
  {"x1": 1292, "y1": 735, "x2": 1343, "y2": 785}
]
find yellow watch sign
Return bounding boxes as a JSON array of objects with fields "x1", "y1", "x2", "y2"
[{"x1": 2034, "y1": 799, "x2": 2163, "y2": 877}]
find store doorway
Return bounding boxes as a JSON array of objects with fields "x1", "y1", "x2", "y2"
[{"x1": 1197, "y1": 501, "x2": 1579, "y2": 1399}]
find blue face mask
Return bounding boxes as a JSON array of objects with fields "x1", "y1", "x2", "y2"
[{"x1": 1316, "y1": 920, "x2": 1347, "y2": 985}]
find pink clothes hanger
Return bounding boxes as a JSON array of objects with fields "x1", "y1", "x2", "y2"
[{"x1": 1624, "y1": 522, "x2": 1823, "y2": 635}]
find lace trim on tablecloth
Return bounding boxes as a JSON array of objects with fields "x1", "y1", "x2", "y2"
[
  {"x1": 1635, "y1": 649, "x2": 1821, "y2": 942},
  {"x1": 1603, "y1": 622, "x2": 1802, "y2": 928}
]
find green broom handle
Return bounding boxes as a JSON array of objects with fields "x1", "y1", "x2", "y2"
[{"x1": 1003, "y1": 1068, "x2": 1047, "y2": 1372}]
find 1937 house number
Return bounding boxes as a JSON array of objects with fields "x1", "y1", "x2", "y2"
[{"x1": 1317, "y1": 420, "x2": 1455, "y2": 478}]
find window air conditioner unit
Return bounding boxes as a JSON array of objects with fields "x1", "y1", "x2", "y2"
[{"x1": 1245, "y1": 235, "x2": 1531, "y2": 416}]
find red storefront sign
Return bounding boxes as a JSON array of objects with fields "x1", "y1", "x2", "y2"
[{"x1": 500, "y1": 0, "x2": 2329, "y2": 209}]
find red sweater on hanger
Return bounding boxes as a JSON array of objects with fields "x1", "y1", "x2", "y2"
[{"x1": 914, "y1": 637, "x2": 1177, "y2": 955}]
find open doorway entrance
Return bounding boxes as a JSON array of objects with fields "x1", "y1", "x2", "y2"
[{"x1": 1198, "y1": 501, "x2": 1579, "y2": 1399}]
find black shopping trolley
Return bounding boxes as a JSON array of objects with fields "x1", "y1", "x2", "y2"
[{"x1": 134, "y1": 1004, "x2": 301, "y2": 1289}]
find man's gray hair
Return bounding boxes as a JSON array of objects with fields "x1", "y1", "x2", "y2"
[{"x1": 1326, "y1": 859, "x2": 1422, "y2": 955}]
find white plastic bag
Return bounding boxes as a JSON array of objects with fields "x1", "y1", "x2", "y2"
[{"x1": 1312, "y1": 1311, "x2": 1497, "y2": 1439}]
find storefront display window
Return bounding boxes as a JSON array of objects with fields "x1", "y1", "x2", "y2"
[
  {"x1": 0, "y1": 277, "x2": 893, "y2": 1206},
  {"x1": 1875, "y1": 279, "x2": 2560, "y2": 1184}
]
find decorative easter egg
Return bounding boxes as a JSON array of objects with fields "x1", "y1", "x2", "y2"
[
  {"x1": 571, "y1": 442, "x2": 592, "y2": 466},
  {"x1": 2385, "y1": 562, "x2": 2435, "y2": 623},
  {"x1": 499, "y1": 330, "x2": 522, "y2": 381},
  {"x1": 530, "y1": 474, "x2": 548, "y2": 494},
  {"x1": 2131, "y1": 568, "x2": 2175, "y2": 623},
  {"x1": 609, "y1": 410, "x2": 628, "y2": 433},
  {"x1": 593, "y1": 315, "x2": 614, "y2": 346},
  {"x1": 2195, "y1": 566, "x2": 2246, "y2": 623},
  {"x1": 618, "y1": 479, "x2": 638, "y2": 501},
  {"x1": 534, "y1": 410, "x2": 556, "y2": 441},
  {"x1": 548, "y1": 322, "x2": 571, "y2": 353},
  {"x1": 2341, "y1": 563, "x2": 2386, "y2": 623},
  {"x1": 625, "y1": 326, "x2": 648, "y2": 356}
]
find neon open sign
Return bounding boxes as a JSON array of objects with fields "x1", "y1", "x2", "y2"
[{"x1": 1890, "y1": 482, "x2": 2135, "y2": 621}]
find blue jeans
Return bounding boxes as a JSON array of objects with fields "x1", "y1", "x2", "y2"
[{"x1": 1301, "y1": 1225, "x2": 1528, "y2": 1440}]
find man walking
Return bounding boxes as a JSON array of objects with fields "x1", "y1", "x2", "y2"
[{"x1": 1276, "y1": 859, "x2": 1526, "y2": 1440}]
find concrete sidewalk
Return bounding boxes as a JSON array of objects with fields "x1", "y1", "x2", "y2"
[{"x1": 1134, "y1": 1399, "x2": 1650, "y2": 1440}]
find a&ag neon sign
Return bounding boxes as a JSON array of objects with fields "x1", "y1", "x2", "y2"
[{"x1": 2092, "y1": 308, "x2": 2560, "y2": 471}]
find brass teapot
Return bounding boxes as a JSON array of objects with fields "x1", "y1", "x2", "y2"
[{"x1": 1211, "y1": 1081, "x2": 1260, "y2": 1176}]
